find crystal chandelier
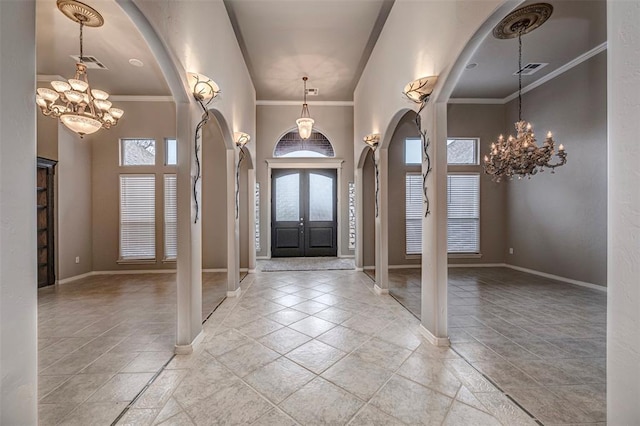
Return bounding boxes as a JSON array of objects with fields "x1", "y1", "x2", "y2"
[
  {"x1": 296, "y1": 77, "x2": 314, "y2": 140},
  {"x1": 36, "y1": 0, "x2": 123, "y2": 138},
  {"x1": 483, "y1": 3, "x2": 566, "y2": 181}
]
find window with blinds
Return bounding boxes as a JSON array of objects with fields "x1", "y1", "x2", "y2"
[
  {"x1": 447, "y1": 174, "x2": 480, "y2": 253},
  {"x1": 164, "y1": 174, "x2": 177, "y2": 260},
  {"x1": 119, "y1": 174, "x2": 156, "y2": 261},
  {"x1": 405, "y1": 173, "x2": 423, "y2": 254}
]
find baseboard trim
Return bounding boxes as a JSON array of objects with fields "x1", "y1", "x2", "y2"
[
  {"x1": 203, "y1": 268, "x2": 227, "y2": 273},
  {"x1": 226, "y1": 287, "x2": 242, "y2": 298},
  {"x1": 363, "y1": 266, "x2": 375, "y2": 270},
  {"x1": 93, "y1": 269, "x2": 176, "y2": 275},
  {"x1": 174, "y1": 331, "x2": 204, "y2": 355},
  {"x1": 505, "y1": 264, "x2": 607, "y2": 292},
  {"x1": 240, "y1": 268, "x2": 248, "y2": 272},
  {"x1": 419, "y1": 325, "x2": 450, "y2": 347},
  {"x1": 447, "y1": 263, "x2": 507, "y2": 268},
  {"x1": 256, "y1": 256, "x2": 270, "y2": 260},
  {"x1": 355, "y1": 267, "x2": 364, "y2": 272},
  {"x1": 389, "y1": 264, "x2": 421, "y2": 269},
  {"x1": 374, "y1": 284, "x2": 389, "y2": 295},
  {"x1": 57, "y1": 271, "x2": 94, "y2": 284},
  {"x1": 338, "y1": 254, "x2": 355, "y2": 259},
  {"x1": 248, "y1": 269, "x2": 257, "y2": 274}
]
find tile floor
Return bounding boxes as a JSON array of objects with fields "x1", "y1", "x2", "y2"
[
  {"x1": 387, "y1": 266, "x2": 607, "y2": 425},
  {"x1": 38, "y1": 272, "x2": 229, "y2": 425},
  {"x1": 115, "y1": 270, "x2": 535, "y2": 425}
]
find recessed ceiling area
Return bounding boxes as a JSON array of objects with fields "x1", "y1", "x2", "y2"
[
  {"x1": 36, "y1": 0, "x2": 170, "y2": 97},
  {"x1": 451, "y1": 0, "x2": 606, "y2": 100},
  {"x1": 224, "y1": 0, "x2": 394, "y2": 102}
]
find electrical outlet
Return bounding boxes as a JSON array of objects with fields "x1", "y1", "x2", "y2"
[
  {"x1": 509, "y1": 248, "x2": 514, "y2": 255},
  {"x1": 75, "y1": 256, "x2": 80, "y2": 264}
]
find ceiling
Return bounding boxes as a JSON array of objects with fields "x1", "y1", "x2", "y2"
[
  {"x1": 451, "y1": 0, "x2": 606, "y2": 99},
  {"x1": 224, "y1": 0, "x2": 394, "y2": 102},
  {"x1": 36, "y1": 0, "x2": 170, "y2": 96},
  {"x1": 35, "y1": 0, "x2": 605, "y2": 102}
]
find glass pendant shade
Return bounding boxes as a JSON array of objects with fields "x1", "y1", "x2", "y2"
[
  {"x1": 296, "y1": 117, "x2": 314, "y2": 140},
  {"x1": 60, "y1": 113, "x2": 102, "y2": 136}
]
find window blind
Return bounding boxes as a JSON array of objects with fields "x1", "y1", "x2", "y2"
[
  {"x1": 406, "y1": 173, "x2": 423, "y2": 254},
  {"x1": 447, "y1": 174, "x2": 480, "y2": 253},
  {"x1": 164, "y1": 174, "x2": 177, "y2": 260},
  {"x1": 120, "y1": 174, "x2": 156, "y2": 260}
]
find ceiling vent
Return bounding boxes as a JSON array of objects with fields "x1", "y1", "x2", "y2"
[
  {"x1": 305, "y1": 88, "x2": 319, "y2": 96},
  {"x1": 70, "y1": 55, "x2": 107, "y2": 69},
  {"x1": 513, "y1": 62, "x2": 548, "y2": 76}
]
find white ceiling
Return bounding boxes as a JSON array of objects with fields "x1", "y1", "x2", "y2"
[
  {"x1": 224, "y1": 0, "x2": 394, "y2": 102},
  {"x1": 35, "y1": 0, "x2": 606, "y2": 102},
  {"x1": 451, "y1": 0, "x2": 606, "y2": 99},
  {"x1": 36, "y1": 0, "x2": 170, "y2": 96}
]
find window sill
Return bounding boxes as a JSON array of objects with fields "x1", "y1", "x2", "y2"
[
  {"x1": 117, "y1": 259, "x2": 157, "y2": 265},
  {"x1": 162, "y1": 258, "x2": 177, "y2": 264},
  {"x1": 448, "y1": 253, "x2": 482, "y2": 259},
  {"x1": 405, "y1": 254, "x2": 421, "y2": 260}
]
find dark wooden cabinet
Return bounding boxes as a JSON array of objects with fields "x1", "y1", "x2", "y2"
[{"x1": 37, "y1": 157, "x2": 57, "y2": 287}]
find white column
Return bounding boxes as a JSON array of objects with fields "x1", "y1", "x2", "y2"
[
  {"x1": 607, "y1": 1, "x2": 640, "y2": 422},
  {"x1": 175, "y1": 102, "x2": 203, "y2": 353},
  {"x1": 0, "y1": 1, "x2": 38, "y2": 423},
  {"x1": 354, "y1": 167, "x2": 364, "y2": 271},
  {"x1": 420, "y1": 102, "x2": 449, "y2": 346},
  {"x1": 226, "y1": 148, "x2": 240, "y2": 296},
  {"x1": 374, "y1": 148, "x2": 389, "y2": 293},
  {"x1": 248, "y1": 168, "x2": 257, "y2": 273}
]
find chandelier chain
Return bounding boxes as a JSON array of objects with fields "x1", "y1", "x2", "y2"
[
  {"x1": 79, "y1": 21, "x2": 84, "y2": 61},
  {"x1": 518, "y1": 28, "x2": 522, "y2": 121}
]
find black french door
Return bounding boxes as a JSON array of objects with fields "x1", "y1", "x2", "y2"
[{"x1": 271, "y1": 169, "x2": 337, "y2": 257}]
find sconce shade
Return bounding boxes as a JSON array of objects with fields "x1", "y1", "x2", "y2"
[
  {"x1": 234, "y1": 132, "x2": 251, "y2": 147},
  {"x1": 188, "y1": 72, "x2": 220, "y2": 102},
  {"x1": 363, "y1": 133, "x2": 380, "y2": 149},
  {"x1": 403, "y1": 75, "x2": 438, "y2": 103}
]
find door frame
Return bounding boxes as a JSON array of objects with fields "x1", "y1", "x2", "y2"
[{"x1": 266, "y1": 158, "x2": 344, "y2": 259}]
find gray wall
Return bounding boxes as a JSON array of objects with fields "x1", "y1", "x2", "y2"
[
  {"x1": 388, "y1": 111, "x2": 421, "y2": 266},
  {"x1": 505, "y1": 51, "x2": 607, "y2": 286},
  {"x1": 90, "y1": 101, "x2": 177, "y2": 272},
  {"x1": 447, "y1": 103, "x2": 508, "y2": 265},
  {"x1": 256, "y1": 105, "x2": 354, "y2": 257}
]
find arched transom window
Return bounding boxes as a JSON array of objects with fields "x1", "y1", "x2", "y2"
[{"x1": 274, "y1": 130, "x2": 335, "y2": 158}]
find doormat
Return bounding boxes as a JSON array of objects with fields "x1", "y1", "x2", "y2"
[{"x1": 258, "y1": 257, "x2": 355, "y2": 272}]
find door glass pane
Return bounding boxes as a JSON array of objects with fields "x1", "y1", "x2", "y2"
[
  {"x1": 275, "y1": 173, "x2": 299, "y2": 221},
  {"x1": 309, "y1": 173, "x2": 333, "y2": 221}
]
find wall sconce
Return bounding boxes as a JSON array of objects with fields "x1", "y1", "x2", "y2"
[
  {"x1": 403, "y1": 75, "x2": 437, "y2": 217},
  {"x1": 234, "y1": 132, "x2": 251, "y2": 219},
  {"x1": 363, "y1": 133, "x2": 380, "y2": 217},
  {"x1": 188, "y1": 72, "x2": 220, "y2": 224}
]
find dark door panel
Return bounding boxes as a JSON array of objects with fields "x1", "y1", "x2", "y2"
[{"x1": 271, "y1": 168, "x2": 337, "y2": 257}]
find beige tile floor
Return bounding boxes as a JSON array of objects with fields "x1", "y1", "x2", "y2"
[
  {"x1": 113, "y1": 270, "x2": 536, "y2": 425},
  {"x1": 386, "y1": 267, "x2": 607, "y2": 425},
  {"x1": 38, "y1": 272, "x2": 230, "y2": 425}
]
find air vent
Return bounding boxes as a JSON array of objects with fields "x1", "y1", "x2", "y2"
[
  {"x1": 70, "y1": 55, "x2": 107, "y2": 69},
  {"x1": 306, "y1": 88, "x2": 319, "y2": 96},
  {"x1": 513, "y1": 63, "x2": 548, "y2": 76}
]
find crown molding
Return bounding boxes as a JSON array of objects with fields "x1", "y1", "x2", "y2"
[
  {"x1": 448, "y1": 98, "x2": 503, "y2": 104},
  {"x1": 449, "y1": 42, "x2": 607, "y2": 105},
  {"x1": 256, "y1": 100, "x2": 354, "y2": 106},
  {"x1": 37, "y1": 74, "x2": 65, "y2": 82},
  {"x1": 109, "y1": 95, "x2": 174, "y2": 102},
  {"x1": 503, "y1": 41, "x2": 607, "y2": 103}
]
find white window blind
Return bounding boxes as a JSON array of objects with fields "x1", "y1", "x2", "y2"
[
  {"x1": 406, "y1": 173, "x2": 423, "y2": 255},
  {"x1": 164, "y1": 174, "x2": 177, "y2": 260},
  {"x1": 120, "y1": 174, "x2": 156, "y2": 260},
  {"x1": 448, "y1": 174, "x2": 480, "y2": 253}
]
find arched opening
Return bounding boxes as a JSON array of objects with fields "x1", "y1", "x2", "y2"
[
  {"x1": 238, "y1": 149, "x2": 254, "y2": 275},
  {"x1": 385, "y1": 110, "x2": 422, "y2": 317},
  {"x1": 362, "y1": 149, "x2": 376, "y2": 278}
]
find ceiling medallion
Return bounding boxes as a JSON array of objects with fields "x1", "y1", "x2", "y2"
[
  {"x1": 493, "y1": 3, "x2": 553, "y2": 40},
  {"x1": 35, "y1": 0, "x2": 123, "y2": 137}
]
